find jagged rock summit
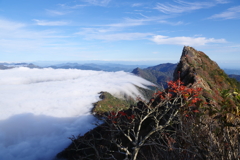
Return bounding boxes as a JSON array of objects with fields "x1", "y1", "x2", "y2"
[{"x1": 174, "y1": 46, "x2": 240, "y2": 106}]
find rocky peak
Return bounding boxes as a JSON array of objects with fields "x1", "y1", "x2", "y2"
[
  {"x1": 132, "y1": 67, "x2": 142, "y2": 75},
  {"x1": 174, "y1": 46, "x2": 240, "y2": 105}
]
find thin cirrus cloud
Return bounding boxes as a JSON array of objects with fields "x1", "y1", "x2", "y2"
[
  {"x1": 0, "y1": 18, "x2": 25, "y2": 30},
  {"x1": 158, "y1": 20, "x2": 184, "y2": 26},
  {"x1": 75, "y1": 17, "x2": 154, "y2": 41},
  {"x1": 105, "y1": 18, "x2": 149, "y2": 28},
  {"x1": 76, "y1": 29, "x2": 153, "y2": 41},
  {"x1": 33, "y1": 19, "x2": 70, "y2": 26},
  {"x1": 132, "y1": 3, "x2": 143, "y2": 7},
  {"x1": 88, "y1": 32, "x2": 153, "y2": 41},
  {"x1": 81, "y1": 0, "x2": 111, "y2": 6},
  {"x1": 208, "y1": 5, "x2": 240, "y2": 19},
  {"x1": 154, "y1": 0, "x2": 228, "y2": 14},
  {"x1": 151, "y1": 35, "x2": 227, "y2": 46},
  {"x1": 0, "y1": 67, "x2": 153, "y2": 160},
  {"x1": 0, "y1": 18, "x2": 72, "y2": 55},
  {"x1": 58, "y1": 3, "x2": 87, "y2": 9},
  {"x1": 46, "y1": 9, "x2": 68, "y2": 16}
]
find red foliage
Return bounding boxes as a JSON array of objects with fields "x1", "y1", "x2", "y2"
[
  {"x1": 156, "y1": 79, "x2": 203, "y2": 118},
  {"x1": 108, "y1": 79, "x2": 203, "y2": 122},
  {"x1": 107, "y1": 110, "x2": 135, "y2": 123},
  {"x1": 192, "y1": 110, "x2": 200, "y2": 113},
  {"x1": 156, "y1": 79, "x2": 203, "y2": 107}
]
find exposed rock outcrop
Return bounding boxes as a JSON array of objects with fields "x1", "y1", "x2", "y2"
[{"x1": 174, "y1": 46, "x2": 240, "y2": 106}]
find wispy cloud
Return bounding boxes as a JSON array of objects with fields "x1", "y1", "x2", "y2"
[
  {"x1": 151, "y1": 35, "x2": 227, "y2": 46},
  {"x1": 58, "y1": 4, "x2": 87, "y2": 9},
  {"x1": 214, "y1": 0, "x2": 229, "y2": 4},
  {"x1": 132, "y1": 3, "x2": 143, "y2": 7},
  {"x1": 154, "y1": 0, "x2": 229, "y2": 14},
  {"x1": 76, "y1": 27, "x2": 118, "y2": 34},
  {"x1": 33, "y1": 19, "x2": 70, "y2": 26},
  {"x1": 75, "y1": 16, "x2": 156, "y2": 41},
  {"x1": 46, "y1": 9, "x2": 67, "y2": 16},
  {"x1": 104, "y1": 15, "x2": 184, "y2": 29},
  {"x1": 158, "y1": 20, "x2": 184, "y2": 26},
  {"x1": 76, "y1": 28, "x2": 153, "y2": 41},
  {"x1": 105, "y1": 18, "x2": 147, "y2": 27},
  {"x1": 137, "y1": 13, "x2": 149, "y2": 19},
  {"x1": 75, "y1": 16, "x2": 185, "y2": 41},
  {"x1": 0, "y1": 19, "x2": 25, "y2": 30},
  {"x1": 208, "y1": 5, "x2": 240, "y2": 19},
  {"x1": 81, "y1": 0, "x2": 111, "y2": 6},
  {"x1": 0, "y1": 18, "x2": 74, "y2": 57}
]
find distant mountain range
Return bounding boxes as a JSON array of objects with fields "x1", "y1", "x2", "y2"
[
  {"x1": 0, "y1": 63, "x2": 40, "y2": 69},
  {"x1": 1, "y1": 62, "x2": 239, "y2": 83},
  {"x1": 223, "y1": 69, "x2": 240, "y2": 75},
  {"x1": 48, "y1": 63, "x2": 150, "y2": 72},
  {"x1": 229, "y1": 74, "x2": 240, "y2": 81}
]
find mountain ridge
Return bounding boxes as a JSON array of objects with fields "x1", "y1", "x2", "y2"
[
  {"x1": 56, "y1": 46, "x2": 240, "y2": 160},
  {"x1": 174, "y1": 46, "x2": 240, "y2": 106}
]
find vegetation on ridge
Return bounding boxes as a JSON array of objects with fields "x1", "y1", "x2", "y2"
[{"x1": 92, "y1": 92, "x2": 135, "y2": 114}]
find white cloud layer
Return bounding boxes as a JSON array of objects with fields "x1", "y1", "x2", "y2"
[
  {"x1": 0, "y1": 68, "x2": 153, "y2": 160},
  {"x1": 151, "y1": 35, "x2": 226, "y2": 46}
]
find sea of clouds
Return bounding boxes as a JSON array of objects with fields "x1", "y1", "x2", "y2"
[{"x1": 0, "y1": 67, "x2": 153, "y2": 160}]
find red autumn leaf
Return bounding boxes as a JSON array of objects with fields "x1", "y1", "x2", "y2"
[
  {"x1": 192, "y1": 110, "x2": 200, "y2": 113},
  {"x1": 118, "y1": 111, "x2": 127, "y2": 116}
]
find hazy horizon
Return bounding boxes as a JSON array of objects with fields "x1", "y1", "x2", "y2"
[{"x1": 1, "y1": 59, "x2": 240, "y2": 70}]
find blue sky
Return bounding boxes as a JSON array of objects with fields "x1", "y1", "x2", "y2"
[{"x1": 0, "y1": 0, "x2": 240, "y2": 68}]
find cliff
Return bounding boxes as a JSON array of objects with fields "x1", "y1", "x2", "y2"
[{"x1": 174, "y1": 46, "x2": 240, "y2": 106}]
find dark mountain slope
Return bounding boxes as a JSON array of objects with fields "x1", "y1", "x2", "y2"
[
  {"x1": 229, "y1": 74, "x2": 240, "y2": 82},
  {"x1": 0, "y1": 65, "x2": 12, "y2": 70},
  {"x1": 132, "y1": 63, "x2": 177, "y2": 88},
  {"x1": 146, "y1": 63, "x2": 176, "y2": 72}
]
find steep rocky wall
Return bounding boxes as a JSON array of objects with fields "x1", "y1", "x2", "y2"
[{"x1": 174, "y1": 46, "x2": 240, "y2": 106}]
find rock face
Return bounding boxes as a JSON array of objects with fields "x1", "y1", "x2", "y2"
[{"x1": 174, "y1": 46, "x2": 240, "y2": 105}]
